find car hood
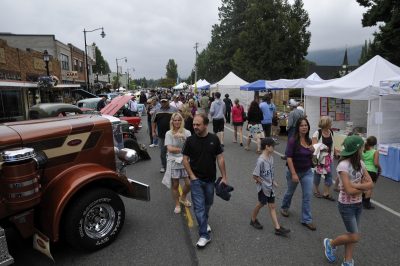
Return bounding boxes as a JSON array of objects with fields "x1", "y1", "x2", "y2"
[{"x1": 100, "y1": 95, "x2": 132, "y2": 115}]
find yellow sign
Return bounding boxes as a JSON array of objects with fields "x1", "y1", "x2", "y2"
[{"x1": 33, "y1": 58, "x2": 52, "y2": 71}]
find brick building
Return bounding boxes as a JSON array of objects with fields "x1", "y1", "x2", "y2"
[{"x1": 0, "y1": 36, "x2": 80, "y2": 122}]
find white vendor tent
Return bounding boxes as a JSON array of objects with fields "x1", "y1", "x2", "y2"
[
  {"x1": 191, "y1": 79, "x2": 210, "y2": 90},
  {"x1": 306, "y1": 72, "x2": 324, "y2": 81},
  {"x1": 173, "y1": 82, "x2": 187, "y2": 90},
  {"x1": 304, "y1": 55, "x2": 400, "y2": 144},
  {"x1": 210, "y1": 71, "x2": 251, "y2": 109},
  {"x1": 266, "y1": 73, "x2": 328, "y2": 89},
  {"x1": 305, "y1": 55, "x2": 400, "y2": 100}
]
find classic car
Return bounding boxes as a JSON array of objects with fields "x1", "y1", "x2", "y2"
[
  {"x1": 76, "y1": 97, "x2": 102, "y2": 110},
  {"x1": 29, "y1": 103, "x2": 83, "y2": 119},
  {"x1": 101, "y1": 95, "x2": 142, "y2": 132}
]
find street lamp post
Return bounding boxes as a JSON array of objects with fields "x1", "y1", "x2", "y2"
[
  {"x1": 43, "y1": 50, "x2": 50, "y2": 76},
  {"x1": 126, "y1": 70, "x2": 129, "y2": 91},
  {"x1": 83, "y1": 27, "x2": 105, "y2": 92},
  {"x1": 116, "y1": 57, "x2": 127, "y2": 91}
]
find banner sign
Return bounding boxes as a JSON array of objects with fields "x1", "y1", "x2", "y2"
[
  {"x1": 380, "y1": 80, "x2": 400, "y2": 95},
  {"x1": 66, "y1": 71, "x2": 78, "y2": 78}
]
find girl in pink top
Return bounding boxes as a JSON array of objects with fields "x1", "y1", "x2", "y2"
[
  {"x1": 231, "y1": 98, "x2": 245, "y2": 146},
  {"x1": 323, "y1": 135, "x2": 373, "y2": 266}
]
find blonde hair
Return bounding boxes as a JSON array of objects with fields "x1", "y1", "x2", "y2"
[
  {"x1": 318, "y1": 116, "x2": 332, "y2": 129},
  {"x1": 169, "y1": 112, "x2": 185, "y2": 134},
  {"x1": 180, "y1": 104, "x2": 193, "y2": 120}
]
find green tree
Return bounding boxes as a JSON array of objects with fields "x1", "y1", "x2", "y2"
[
  {"x1": 166, "y1": 59, "x2": 178, "y2": 80},
  {"x1": 92, "y1": 44, "x2": 111, "y2": 74},
  {"x1": 356, "y1": 0, "x2": 400, "y2": 65},
  {"x1": 160, "y1": 78, "x2": 175, "y2": 88},
  {"x1": 196, "y1": 0, "x2": 310, "y2": 82}
]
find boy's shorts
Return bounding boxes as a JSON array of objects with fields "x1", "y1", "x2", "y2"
[
  {"x1": 258, "y1": 190, "x2": 275, "y2": 205},
  {"x1": 212, "y1": 118, "x2": 225, "y2": 133}
]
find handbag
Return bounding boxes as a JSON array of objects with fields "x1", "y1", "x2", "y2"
[{"x1": 241, "y1": 106, "x2": 247, "y2": 122}]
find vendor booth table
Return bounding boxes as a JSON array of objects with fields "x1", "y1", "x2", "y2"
[{"x1": 379, "y1": 144, "x2": 400, "y2": 182}]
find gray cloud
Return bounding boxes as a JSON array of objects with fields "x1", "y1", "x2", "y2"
[{"x1": 1, "y1": 0, "x2": 377, "y2": 79}]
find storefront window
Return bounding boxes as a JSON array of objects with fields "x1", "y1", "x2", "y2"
[{"x1": 0, "y1": 89, "x2": 24, "y2": 122}]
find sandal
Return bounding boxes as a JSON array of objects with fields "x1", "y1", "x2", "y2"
[
  {"x1": 256, "y1": 150, "x2": 262, "y2": 154},
  {"x1": 322, "y1": 194, "x2": 335, "y2": 201},
  {"x1": 313, "y1": 192, "x2": 323, "y2": 198},
  {"x1": 244, "y1": 147, "x2": 250, "y2": 151},
  {"x1": 179, "y1": 197, "x2": 192, "y2": 207}
]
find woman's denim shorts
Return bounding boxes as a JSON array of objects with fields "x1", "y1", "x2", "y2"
[{"x1": 338, "y1": 202, "x2": 362, "y2": 233}]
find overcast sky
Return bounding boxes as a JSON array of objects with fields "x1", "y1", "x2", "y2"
[{"x1": 1, "y1": 0, "x2": 378, "y2": 79}]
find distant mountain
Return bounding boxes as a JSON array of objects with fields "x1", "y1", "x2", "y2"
[{"x1": 306, "y1": 45, "x2": 362, "y2": 66}]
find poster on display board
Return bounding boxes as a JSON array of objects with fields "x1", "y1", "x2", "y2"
[
  {"x1": 320, "y1": 97, "x2": 350, "y2": 121},
  {"x1": 320, "y1": 97, "x2": 328, "y2": 116}
]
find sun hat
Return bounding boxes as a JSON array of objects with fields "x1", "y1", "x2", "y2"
[
  {"x1": 340, "y1": 135, "x2": 364, "y2": 157},
  {"x1": 260, "y1": 137, "x2": 280, "y2": 150},
  {"x1": 288, "y1": 99, "x2": 298, "y2": 107}
]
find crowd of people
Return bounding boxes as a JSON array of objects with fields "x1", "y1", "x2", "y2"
[{"x1": 136, "y1": 88, "x2": 380, "y2": 266}]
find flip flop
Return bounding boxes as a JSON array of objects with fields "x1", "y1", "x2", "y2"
[
  {"x1": 314, "y1": 192, "x2": 323, "y2": 198},
  {"x1": 322, "y1": 194, "x2": 335, "y2": 201}
]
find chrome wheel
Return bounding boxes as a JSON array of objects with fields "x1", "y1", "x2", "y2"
[{"x1": 83, "y1": 203, "x2": 116, "y2": 239}]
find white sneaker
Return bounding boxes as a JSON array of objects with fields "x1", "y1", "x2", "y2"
[
  {"x1": 160, "y1": 168, "x2": 165, "y2": 173},
  {"x1": 196, "y1": 237, "x2": 211, "y2": 248},
  {"x1": 149, "y1": 144, "x2": 156, "y2": 148},
  {"x1": 207, "y1": 224, "x2": 212, "y2": 233}
]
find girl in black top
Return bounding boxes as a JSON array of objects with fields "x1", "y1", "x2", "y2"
[{"x1": 245, "y1": 101, "x2": 264, "y2": 153}]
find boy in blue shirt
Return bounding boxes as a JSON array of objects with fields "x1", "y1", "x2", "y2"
[{"x1": 250, "y1": 137, "x2": 290, "y2": 236}]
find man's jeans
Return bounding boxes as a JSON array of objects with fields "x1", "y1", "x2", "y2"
[
  {"x1": 281, "y1": 168, "x2": 313, "y2": 224},
  {"x1": 159, "y1": 137, "x2": 166, "y2": 168},
  {"x1": 190, "y1": 179, "x2": 214, "y2": 239}
]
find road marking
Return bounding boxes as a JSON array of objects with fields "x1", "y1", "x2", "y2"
[
  {"x1": 224, "y1": 124, "x2": 400, "y2": 218},
  {"x1": 179, "y1": 185, "x2": 194, "y2": 227},
  {"x1": 370, "y1": 199, "x2": 400, "y2": 218}
]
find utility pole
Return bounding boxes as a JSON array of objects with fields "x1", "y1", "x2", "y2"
[{"x1": 194, "y1": 42, "x2": 198, "y2": 89}]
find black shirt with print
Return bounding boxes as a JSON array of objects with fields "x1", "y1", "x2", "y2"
[{"x1": 182, "y1": 133, "x2": 223, "y2": 182}]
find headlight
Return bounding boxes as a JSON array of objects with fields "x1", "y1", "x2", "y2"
[{"x1": 117, "y1": 148, "x2": 139, "y2": 164}]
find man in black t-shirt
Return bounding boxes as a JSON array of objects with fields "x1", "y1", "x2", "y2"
[
  {"x1": 223, "y1": 94, "x2": 233, "y2": 123},
  {"x1": 182, "y1": 113, "x2": 229, "y2": 248},
  {"x1": 152, "y1": 97, "x2": 177, "y2": 173}
]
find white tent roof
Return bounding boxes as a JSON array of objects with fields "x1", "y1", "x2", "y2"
[
  {"x1": 210, "y1": 71, "x2": 248, "y2": 88},
  {"x1": 304, "y1": 55, "x2": 400, "y2": 100},
  {"x1": 191, "y1": 79, "x2": 210, "y2": 90},
  {"x1": 265, "y1": 73, "x2": 328, "y2": 88},
  {"x1": 173, "y1": 82, "x2": 187, "y2": 90},
  {"x1": 306, "y1": 72, "x2": 324, "y2": 81}
]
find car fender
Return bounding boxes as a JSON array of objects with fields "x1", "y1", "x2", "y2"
[{"x1": 39, "y1": 163, "x2": 132, "y2": 242}]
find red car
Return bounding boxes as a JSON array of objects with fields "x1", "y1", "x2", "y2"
[{"x1": 101, "y1": 95, "x2": 142, "y2": 132}]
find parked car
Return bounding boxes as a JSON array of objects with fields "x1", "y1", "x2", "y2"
[
  {"x1": 98, "y1": 93, "x2": 120, "y2": 101},
  {"x1": 101, "y1": 95, "x2": 142, "y2": 132},
  {"x1": 76, "y1": 97, "x2": 101, "y2": 110},
  {"x1": 29, "y1": 103, "x2": 83, "y2": 119}
]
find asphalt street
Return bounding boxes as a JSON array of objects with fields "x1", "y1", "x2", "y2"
[{"x1": 6, "y1": 116, "x2": 400, "y2": 265}]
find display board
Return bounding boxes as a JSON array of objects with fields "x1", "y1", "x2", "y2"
[{"x1": 320, "y1": 97, "x2": 350, "y2": 121}]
